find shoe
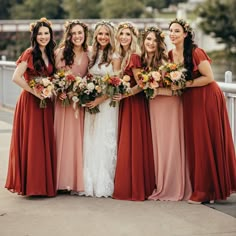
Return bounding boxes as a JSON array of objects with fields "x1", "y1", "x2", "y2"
[{"x1": 188, "y1": 200, "x2": 202, "y2": 204}]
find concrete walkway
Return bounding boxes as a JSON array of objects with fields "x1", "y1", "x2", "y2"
[{"x1": 0, "y1": 107, "x2": 236, "y2": 236}]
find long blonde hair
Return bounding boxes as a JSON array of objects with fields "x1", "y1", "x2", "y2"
[
  {"x1": 89, "y1": 21, "x2": 116, "y2": 68},
  {"x1": 115, "y1": 22, "x2": 141, "y2": 73}
]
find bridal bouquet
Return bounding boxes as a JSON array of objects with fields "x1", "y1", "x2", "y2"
[
  {"x1": 102, "y1": 74, "x2": 131, "y2": 107},
  {"x1": 159, "y1": 62, "x2": 187, "y2": 95},
  {"x1": 52, "y1": 70, "x2": 78, "y2": 106},
  {"x1": 72, "y1": 73, "x2": 103, "y2": 114},
  {"x1": 28, "y1": 76, "x2": 54, "y2": 108},
  {"x1": 137, "y1": 68, "x2": 161, "y2": 99}
]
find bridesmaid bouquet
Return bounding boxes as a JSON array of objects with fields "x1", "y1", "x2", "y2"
[
  {"x1": 102, "y1": 74, "x2": 131, "y2": 107},
  {"x1": 28, "y1": 76, "x2": 54, "y2": 108},
  {"x1": 52, "y1": 70, "x2": 78, "y2": 106},
  {"x1": 137, "y1": 68, "x2": 162, "y2": 99},
  {"x1": 72, "y1": 73, "x2": 103, "y2": 114},
  {"x1": 159, "y1": 62, "x2": 187, "y2": 95}
]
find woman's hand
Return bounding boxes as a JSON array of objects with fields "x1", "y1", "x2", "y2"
[
  {"x1": 32, "y1": 88, "x2": 43, "y2": 100},
  {"x1": 86, "y1": 97, "x2": 102, "y2": 109},
  {"x1": 59, "y1": 92, "x2": 67, "y2": 101},
  {"x1": 67, "y1": 91, "x2": 74, "y2": 99},
  {"x1": 171, "y1": 84, "x2": 182, "y2": 91},
  {"x1": 112, "y1": 93, "x2": 123, "y2": 101},
  {"x1": 150, "y1": 88, "x2": 159, "y2": 99}
]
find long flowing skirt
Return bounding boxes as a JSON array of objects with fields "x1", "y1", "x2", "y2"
[
  {"x1": 183, "y1": 81, "x2": 236, "y2": 202},
  {"x1": 82, "y1": 100, "x2": 118, "y2": 197},
  {"x1": 5, "y1": 91, "x2": 57, "y2": 196},
  {"x1": 54, "y1": 101, "x2": 84, "y2": 192},
  {"x1": 148, "y1": 96, "x2": 192, "y2": 201},
  {"x1": 113, "y1": 93, "x2": 155, "y2": 201}
]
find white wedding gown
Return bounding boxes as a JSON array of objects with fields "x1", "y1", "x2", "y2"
[{"x1": 81, "y1": 51, "x2": 118, "y2": 197}]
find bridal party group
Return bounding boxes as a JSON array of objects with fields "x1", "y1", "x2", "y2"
[{"x1": 5, "y1": 17, "x2": 236, "y2": 204}]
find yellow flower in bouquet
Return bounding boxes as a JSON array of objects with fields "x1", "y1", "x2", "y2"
[
  {"x1": 52, "y1": 69, "x2": 79, "y2": 106},
  {"x1": 137, "y1": 68, "x2": 161, "y2": 99},
  {"x1": 159, "y1": 62, "x2": 187, "y2": 95},
  {"x1": 28, "y1": 76, "x2": 54, "y2": 108},
  {"x1": 102, "y1": 74, "x2": 131, "y2": 107}
]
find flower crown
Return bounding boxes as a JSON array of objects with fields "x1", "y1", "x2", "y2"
[
  {"x1": 118, "y1": 22, "x2": 138, "y2": 36},
  {"x1": 29, "y1": 17, "x2": 52, "y2": 32},
  {"x1": 95, "y1": 20, "x2": 115, "y2": 30},
  {"x1": 143, "y1": 26, "x2": 165, "y2": 38},
  {"x1": 169, "y1": 18, "x2": 192, "y2": 33},
  {"x1": 64, "y1": 20, "x2": 88, "y2": 31}
]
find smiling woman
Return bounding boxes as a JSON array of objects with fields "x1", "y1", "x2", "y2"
[
  {"x1": 53, "y1": 20, "x2": 89, "y2": 194},
  {"x1": 5, "y1": 17, "x2": 57, "y2": 197},
  {"x1": 80, "y1": 20, "x2": 121, "y2": 198}
]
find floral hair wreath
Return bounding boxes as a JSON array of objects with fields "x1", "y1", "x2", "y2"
[
  {"x1": 170, "y1": 18, "x2": 192, "y2": 33},
  {"x1": 118, "y1": 22, "x2": 139, "y2": 36},
  {"x1": 29, "y1": 17, "x2": 52, "y2": 32},
  {"x1": 64, "y1": 20, "x2": 88, "y2": 31},
  {"x1": 95, "y1": 20, "x2": 115, "y2": 30},
  {"x1": 143, "y1": 26, "x2": 165, "y2": 38}
]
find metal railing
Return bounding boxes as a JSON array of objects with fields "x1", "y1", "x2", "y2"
[{"x1": 0, "y1": 60, "x2": 236, "y2": 145}]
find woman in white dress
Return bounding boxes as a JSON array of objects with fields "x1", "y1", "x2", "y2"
[{"x1": 81, "y1": 21, "x2": 121, "y2": 197}]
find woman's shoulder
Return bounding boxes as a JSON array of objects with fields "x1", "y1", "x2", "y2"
[
  {"x1": 55, "y1": 47, "x2": 64, "y2": 58},
  {"x1": 192, "y1": 47, "x2": 212, "y2": 65},
  {"x1": 131, "y1": 53, "x2": 141, "y2": 59},
  {"x1": 20, "y1": 47, "x2": 33, "y2": 58},
  {"x1": 16, "y1": 47, "x2": 33, "y2": 65},
  {"x1": 112, "y1": 52, "x2": 121, "y2": 60}
]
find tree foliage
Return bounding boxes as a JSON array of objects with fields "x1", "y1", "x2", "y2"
[
  {"x1": 142, "y1": 0, "x2": 187, "y2": 10},
  {"x1": 100, "y1": 0, "x2": 144, "y2": 18},
  {"x1": 0, "y1": 0, "x2": 15, "y2": 19},
  {"x1": 1, "y1": 0, "x2": 188, "y2": 20},
  {"x1": 62, "y1": 0, "x2": 101, "y2": 19},
  {"x1": 9, "y1": 0, "x2": 65, "y2": 19},
  {"x1": 197, "y1": 0, "x2": 236, "y2": 53}
]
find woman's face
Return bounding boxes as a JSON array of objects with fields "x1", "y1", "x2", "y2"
[
  {"x1": 118, "y1": 28, "x2": 132, "y2": 50},
  {"x1": 96, "y1": 25, "x2": 110, "y2": 50},
  {"x1": 144, "y1": 32, "x2": 157, "y2": 55},
  {"x1": 70, "y1": 24, "x2": 85, "y2": 47},
  {"x1": 36, "y1": 26, "x2": 51, "y2": 48},
  {"x1": 169, "y1": 23, "x2": 186, "y2": 46}
]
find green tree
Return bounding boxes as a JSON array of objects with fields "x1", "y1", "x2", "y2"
[
  {"x1": 62, "y1": 0, "x2": 101, "y2": 19},
  {"x1": 142, "y1": 0, "x2": 187, "y2": 10},
  {"x1": 0, "y1": 0, "x2": 18, "y2": 19},
  {"x1": 100, "y1": 0, "x2": 144, "y2": 18},
  {"x1": 9, "y1": 0, "x2": 65, "y2": 19},
  {"x1": 197, "y1": 0, "x2": 236, "y2": 54}
]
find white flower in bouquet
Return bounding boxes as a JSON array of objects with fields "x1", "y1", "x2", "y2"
[{"x1": 87, "y1": 82, "x2": 95, "y2": 92}]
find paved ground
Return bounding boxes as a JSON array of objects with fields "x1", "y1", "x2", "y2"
[{"x1": 0, "y1": 106, "x2": 236, "y2": 236}]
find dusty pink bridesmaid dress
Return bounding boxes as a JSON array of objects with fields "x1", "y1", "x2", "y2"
[
  {"x1": 54, "y1": 50, "x2": 89, "y2": 192},
  {"x1": 148, "y1": 95, "x2": 192, "y2": 201}
]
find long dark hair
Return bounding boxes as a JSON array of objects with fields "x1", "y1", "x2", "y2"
[
  {"x1": 169, "y1": 19, "x2": 197, "y2": 80},
  {"x1": 141, "y1": 26, "x2": 168, "y2": 69},
  {"x1": 30, "y1": 18, "x2": 56, "y2": 73},
  {"x1": 59, "y1": 20, "x2": 88, "y2": 66}
]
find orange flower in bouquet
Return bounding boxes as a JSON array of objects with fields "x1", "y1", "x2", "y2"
[
  {"x1": 52, "y1": 70, "x2": 79, "y2": 106},
  {"x1": 102, "y1": 74, "x2": 131, "y2": 107},
  {"x1": 28, "y1": 76, "x2": 54, "y2": 108},
  {"x1": 159, "y1": 62, "x2": 187, "y2": 95},
  {"x1": 137, "y1": 68, "x2": 161, "y2": 99}
]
